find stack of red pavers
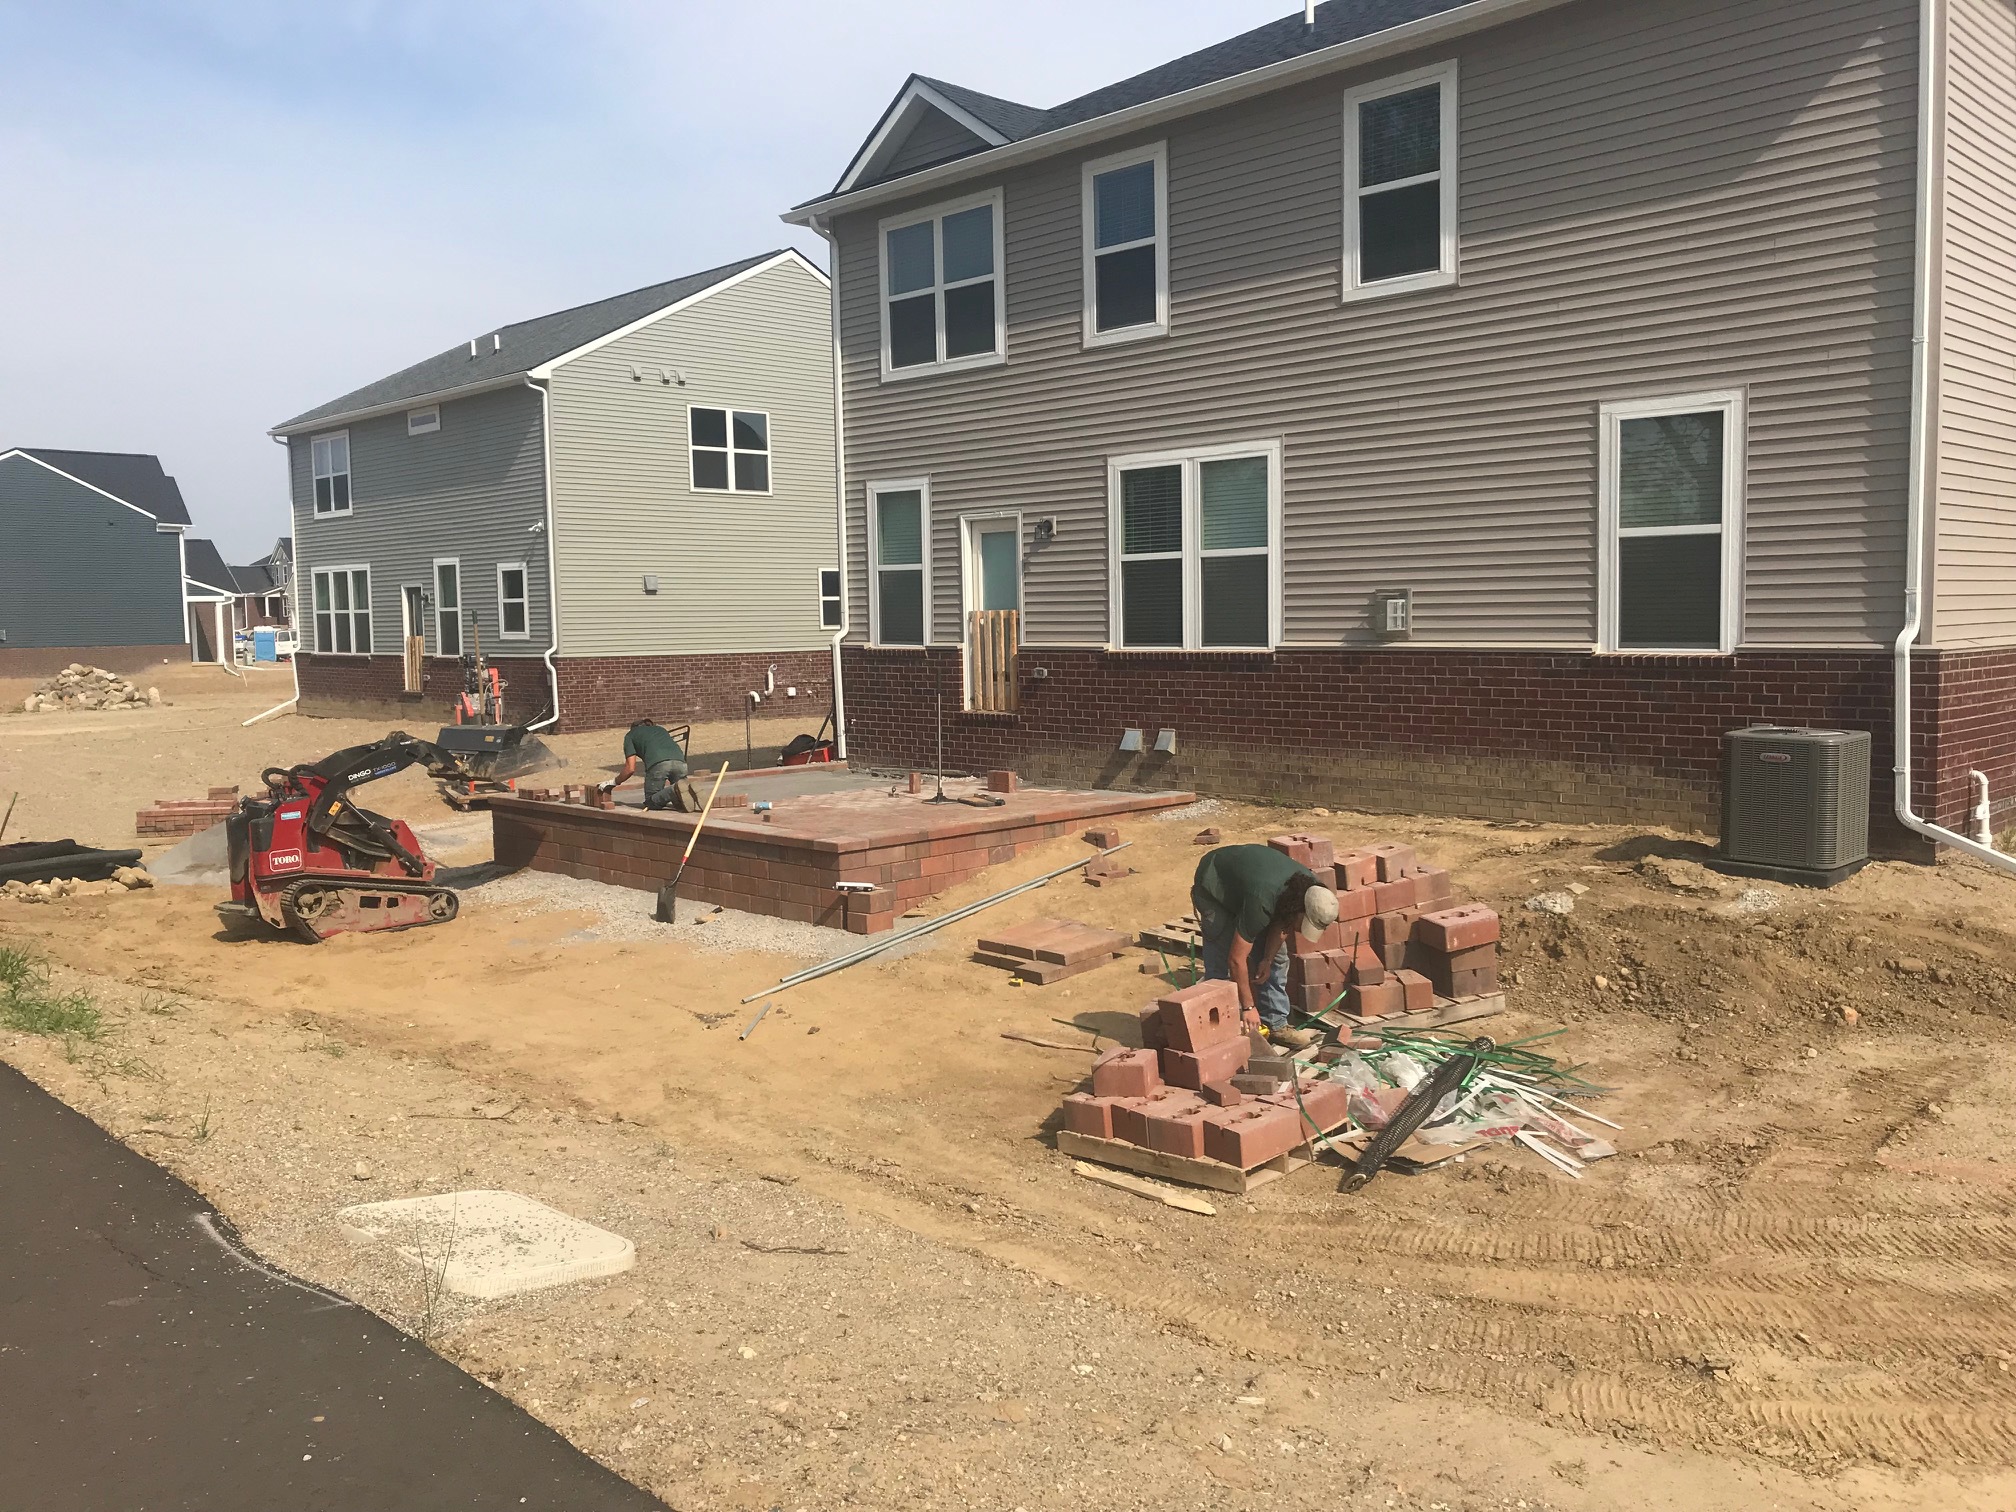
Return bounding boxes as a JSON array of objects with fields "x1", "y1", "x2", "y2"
[
  {"x1": 1060, "y1": 979, "x2": 1354, "y2": 1172},
  {"x1": 134, "y1": 787, "x2": 240, "y2": 840},
  {"x1": 1270, "y1": 832, "x2": 1501, "y2": 1023}
]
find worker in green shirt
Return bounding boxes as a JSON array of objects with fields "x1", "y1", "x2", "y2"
[
  {"x1": 606, "y1": 717, "x2": 694, "y2": 811},
  {"x1": 1192, "y1": 844, "x2": 1339, "y2": 1050}
]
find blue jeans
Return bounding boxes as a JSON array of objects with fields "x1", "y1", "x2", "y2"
[
  {"x1": 642, "y1": 758, "x2": 690, "y2": 810},
  {"x1": 1193, "y1": 887, "x2": 1290, "y2": 1030}
]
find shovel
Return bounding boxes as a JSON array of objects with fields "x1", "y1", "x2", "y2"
[{"x1": 655, "y1": 761, "x2": 731, "y2": 924}]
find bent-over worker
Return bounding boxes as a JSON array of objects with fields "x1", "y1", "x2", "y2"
[
  {"x1": 607, "y1": 717, "x2": 693, "y2": 811},
  {"x1": 1191, "y1": 844, "x2": 1339, "y2": 1051}
]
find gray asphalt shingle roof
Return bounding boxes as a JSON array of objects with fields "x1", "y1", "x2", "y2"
[
  {"x1": 827, "y1": 0, "x2": 1476, "y2": 198},
  {"x1": 9, "y1": 448, "x2": 192, "y2": 525},
  {"x1": 184, "y1": 538, "x2": 236, "y2": 594},
  {"x1": 228, "y1": 560, "x2": 278, "y2": 595},
  {"x1": 273, "y1": 251, "x2": 793, "y2": 432}
]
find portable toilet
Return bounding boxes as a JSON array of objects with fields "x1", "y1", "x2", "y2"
[{"x1": 253, "y1": 627, "x2": 277, "y2": 663}]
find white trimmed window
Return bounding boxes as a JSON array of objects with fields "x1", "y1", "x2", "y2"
[
  {"x1": 880, "y1": 190, "x2": 1004, "y2": 378},
  {"x1": 311, "y1": 565, "x2": 370, "y2": 654},
  {"x1": 1598, "y1": 391, "x2": 1746, "y2": 653},
  {"x1": 819, "y1": 568, "x2": 843, "y2": 630},
  {"x1": 1108, "y1": 442, "x2": 1280, "y2": 650},
  {"x1": 434, "y1": 558, "x2": 462, "y2": 656},
  {"x1": 1342, "y1": 61, "x2": 1459, "y2": 300},
  {"x1": 868, "y1": 480, "x2": 930, "y2": 645},
  {"x1": 497, "y1": 562, "x2": 529, "y2": 639},
  {"x1": 1082, "y1": 141, "x2": 1168, "y2": 345},
  {"x1": 406, "y1": 406, "x2": 440, "y2": 435},
  {"x1": 311, "y1": 432, "x2": 351, "y2": 516},
  {"x1": 689, "y1": 407, "x2": 770, "y2": 493}
]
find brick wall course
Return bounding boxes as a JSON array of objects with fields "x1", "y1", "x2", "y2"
[
  {"x1": 298, "y1": 648, "x2": 831, "y2": 734},
  {"x1": 837, "y1": 644, "x2": 2016, "y2": 860}
]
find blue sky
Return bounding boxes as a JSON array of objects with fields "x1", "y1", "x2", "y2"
[{"x1": 0, "y1": 0, "x2": 1273, "y2": 558}]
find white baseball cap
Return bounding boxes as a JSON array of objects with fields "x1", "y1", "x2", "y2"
[{"x1": 1298, "y1": 884, "x2": 1340, "y2": 943}]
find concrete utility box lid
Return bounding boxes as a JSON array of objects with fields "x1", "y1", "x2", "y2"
[{"x1": 337, "y1": 1190, "x2": 635, "y2": 1300}]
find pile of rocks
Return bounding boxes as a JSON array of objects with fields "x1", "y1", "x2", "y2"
[
  {"x1": 2, "y1": 867, "x2": 154, "y2": 903},
  {"x1": 19, "y1": 665, "x2": 162, "y2": 713}
]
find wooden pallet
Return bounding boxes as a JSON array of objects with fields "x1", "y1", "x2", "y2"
[
  {"x1": 1058, "y1": 1129, "x2": 1318, "y2": 1195},
  {"x1": 976, "y1": 918, "x2": 1130, "y2": 986},
  {"x1": 1062, "y1": 1124, "x2": 1486, "y2": 1194},
  {"x1": 1138, "y1": 915, "x2": 1204, "y2": 956}
]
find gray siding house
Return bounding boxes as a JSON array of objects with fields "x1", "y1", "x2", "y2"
[
  {"x1": 270, "y1": 250, "x2": 838, "y2": 731},
  {"x1": 0, "y1": 448, "x2": 192, "y2": 676},
  {"x1": 787, "y1": 0, "x2": 2016, "y2": 856}
]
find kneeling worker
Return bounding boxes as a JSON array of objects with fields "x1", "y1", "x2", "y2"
[
  {"x1": 606, "y1": 716, "x2": 695, "y2": 811},
  {"x1": 1191, "y1": 843, "x2": 1339, "y2": 1050}
]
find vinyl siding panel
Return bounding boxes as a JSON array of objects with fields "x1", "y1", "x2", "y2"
[
  {"x1": 835, "y1": 0, "x2": 1918, "y2": 651},
  {"x1": 879, "y1": 109, "x2": 991, "y2": 181},
  {"x1": 0, "y1": 455, "x2": 185, "y2": 648},
  {"x1": 1934, "y1": 0, "x2": 2016, "y2": 648},
  {"x1": 287, "y1": 384, "x2": 550, "y2": 656},
  {"x1": 546, "y1": 258, "x2": 836, "y2": 657}
]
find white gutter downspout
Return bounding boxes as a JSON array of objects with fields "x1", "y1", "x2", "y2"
[
  {"x1": 1892, "y1": 0, "x2": 2012, "y2": 871},
  {"x1": 245, "y1": 434, "x2": 300, "y2": 725},
  {"x1": 522, "y1": 377, "x2": 564, "y2": 732},
  {"x1": 809, "y1": 214, "x2": 849, "y2": 760}
]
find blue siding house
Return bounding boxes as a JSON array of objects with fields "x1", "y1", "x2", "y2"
[{"x1": 0, "y1": 449, "x2": 192, "y2": 676}]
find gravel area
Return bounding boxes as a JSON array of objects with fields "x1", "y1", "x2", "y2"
[
  {"x1": 464, "y1": 868, "x2": 862, "y2": 960},
  {"x1": 1151, "y1": 796, "x2": 1228, "y2": 823}
]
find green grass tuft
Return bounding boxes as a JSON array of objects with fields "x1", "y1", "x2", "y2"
[{"x1": 0, "y1": 943, "x2": 104, "y2": 1040}]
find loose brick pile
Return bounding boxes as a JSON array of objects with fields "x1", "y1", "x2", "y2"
[
  {"x1": 1269, "y1": 833, "x2": 1502, "y2": 1022},
  {"x1": 135, "y1": 787, "x2": 240, "y2": 839},
  {"x1": 1060, "y1": 980, "x2": 1356, "y2": 1173}
]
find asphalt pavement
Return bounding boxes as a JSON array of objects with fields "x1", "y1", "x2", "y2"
[{"x1": 0, "y1": 1061, "x2": 667, "y2": 1512}]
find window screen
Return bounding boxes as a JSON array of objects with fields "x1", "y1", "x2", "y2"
[
  {"x1": 1090, "y1": 155, "x2": 1163, "y2": 336},
  {"x1": 1612, "y1": 407, "x2": 1731, "y2": 650},
  {"x1": 1347, "y1": 71, "x2": 1454, "y2": 293},
  {"x1": 875, "y1": 490, "x2": 926, "y2": 644},
  {"x1": 691, "y1": 407, "x2": 771, "y2": 492}
]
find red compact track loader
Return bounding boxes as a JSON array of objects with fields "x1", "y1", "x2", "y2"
[{"x1": 216, "y1": 733, "x2": 467, "y2": 944}]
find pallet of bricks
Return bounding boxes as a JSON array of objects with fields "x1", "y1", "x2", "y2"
[
  {"x1": 134, "y1": 787, "x2": 240, "y2": 840},
  {"x1": 1056, "y1": 979, "x2": 1356, "y2": 1192},
  {"x1": 1271, "y1": 832, "x2": 1502, "y2": 1028}
]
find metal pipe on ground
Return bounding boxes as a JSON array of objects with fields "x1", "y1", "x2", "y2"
[{"x1": 739, "y1": 842, "x2": 1133, "y2": 1003}]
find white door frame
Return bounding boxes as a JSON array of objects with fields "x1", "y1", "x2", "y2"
[{"x1": 958, "y1": 511, "x2": 1022, "y2": 709}]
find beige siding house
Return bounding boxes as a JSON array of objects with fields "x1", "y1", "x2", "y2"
[
  {"x1": 788, "y1": 0, "x2": 2016, "y2": 856},
  {"x1": 273, "y1": 250, "x2": 839, "y2": 732}
]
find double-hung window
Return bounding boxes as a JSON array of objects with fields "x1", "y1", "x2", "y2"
[
  {"x1": 1598, "y1": 391, "x2": 1745, "y2": 653},
  {"x1": 311, "y1": 432, "x2": 351, "y2": 516},
  {"x1": 1109, "y1": 443, "x2": 1280, "y2": 650},
  {"x1": 497, "y1": 562, "x2": 529, "y2": 638},
  {"x1": 881, "y1": 191, "x2": 1003, "y2": 377},
  {"x1": 869, "y1": 481, "x2": 929, "y2": 645},
  {"x1": 1082, "y1": 142, "x2": 1168, "y2": 344},
  {"x1": 311, "y1": 566, "x2": 370, "y2": 654},
  {"x1": 434, "y1": 559, "x2": 462, "y2": 656},
  {"x1": 819, "y1": 568, "x2": 843, "y2": 630},
  {"x1": 1342, "y1": 62, "x2": 1458, "y2": 299},
  {"x1": 690, "y1": 407, "x2": 770, "y2": 492}
]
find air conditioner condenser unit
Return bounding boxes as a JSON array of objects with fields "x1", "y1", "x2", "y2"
[{"x1": 1712, "y1": 725, "x2": 1871, "y2": 888}]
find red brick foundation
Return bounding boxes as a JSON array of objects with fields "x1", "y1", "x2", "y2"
[
  {"x1": 838, "y1": 644, "x2": 2016, "y2": 859},
  {"x1": 554, "y1": 650, "x2": 831, "y2": 733},
  {"x1": 0, "y1": 645, "x2": 187, "y2": 678},
  {"x1": 297, "y1": 647, "x2": 832, "y2": 733},
  {"x1": 297, "y1": 654, "x2": 552, "y2": 726}
]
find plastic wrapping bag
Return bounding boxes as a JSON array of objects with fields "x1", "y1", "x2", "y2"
[
  {"x1": 1414, "y1": 1090, "x2": 1531, "y2": 1146},
  {"x1": 1382, "y1": 1052, "x2": 1429, "y2": 1091}
]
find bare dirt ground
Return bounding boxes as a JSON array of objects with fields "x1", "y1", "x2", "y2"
[{"x1": 6, "y1": 674, "x2": 2016, "y2": 1510}]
